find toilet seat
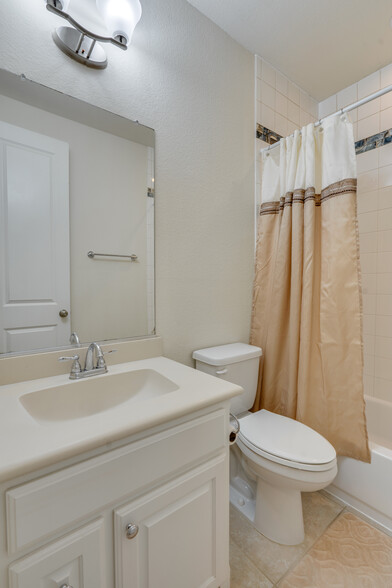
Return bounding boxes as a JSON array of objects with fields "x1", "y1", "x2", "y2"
[{"x1": 238, "y1": 410, "x2": 336, "y2": 472}]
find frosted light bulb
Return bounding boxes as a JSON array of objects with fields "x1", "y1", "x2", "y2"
[{"x1": 96, "y1": 0, "x2": 142, "y2": 46}]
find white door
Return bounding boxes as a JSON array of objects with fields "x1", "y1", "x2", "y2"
[{"x1": 0, "y1": 121, "x2": 70, "y2": 353}]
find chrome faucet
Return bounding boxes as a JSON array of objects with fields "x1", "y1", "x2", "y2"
[
  {"x1": 84, "y1": 342, "x2": 106, "y2": 373},
  {"x1": 59, "y1": 342, "x2": 116, "y2": 379}
]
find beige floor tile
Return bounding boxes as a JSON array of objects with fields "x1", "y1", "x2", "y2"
[
  {"x1": 230, "y1": 539, "x2": 273, "y2": 588},
  {"x1": 279, "y1": 511, "x2": 392, "y2": 588},
  {"x1": 230, "y1": 492, "x2": 343, "y2": 585}
]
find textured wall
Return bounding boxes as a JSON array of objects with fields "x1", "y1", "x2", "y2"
[{"x1": 0, "y1": 0, "x2": 255, "y2": 365}]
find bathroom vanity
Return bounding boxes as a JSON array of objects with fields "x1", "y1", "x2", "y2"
[{"x1": 0, "y1": 341, "x2": 241, "y2": 588}]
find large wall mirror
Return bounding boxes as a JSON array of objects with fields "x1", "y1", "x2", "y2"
[{"x1": 0, "y1": 69, "x2": 155, "y2": 356}]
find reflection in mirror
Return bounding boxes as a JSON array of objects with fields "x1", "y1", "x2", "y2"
[{"x1": 0, "y1": 69, "x2": 155, "y2": 355}]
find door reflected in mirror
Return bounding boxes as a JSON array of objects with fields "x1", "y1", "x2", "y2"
[{"x1": 0, "y1": 69, "x2": 155, "y2": 355}]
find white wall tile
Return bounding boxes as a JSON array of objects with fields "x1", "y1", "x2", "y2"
[
  {"x1": 363, "y1": 294, "x2": 376, "y2": 314},
  {"x1": 287, "y1": 120, "x2": 299, "y2": 134},
  {"x1": 357, "y1": 113, "x2": 380, "y2": 139},
  {"x1": 375, "y1": 355, "x2": 392, "y2": 380},
  {"x1": 308, "y1": 98, "x2": 318, "y2": 120},
  {"x1": 319, "y1": 95, "x2": 337, "y2": 118},
  {"x1": 358, "y1": 71, "x2": 381, "y2": 99},
  {"x1": 275, "y1": 71, "x2": 288, "y2": 96},
  {"x1": 348, "y1": 107, "x2": 358, "y2": 123},
  {"x1": 375, "y1": 314, "x2": 392, "y2": 337},
  {"x1": 378, "y1": 186, "x2": 392, "y2": 209},
  {"x1": 376, "y1": 294, "x2": 392, "y2": 314},
  {"x1": 287, "y1": 101, "x2": 300, "y2": 125},
  {"x1": 261, "y1": 81, "x2": 275, "y2": 110},
  {"x1": 380, "y1": 107, "x2": 392, "y2": 131},
  {"x1": 275, "y1": 114, "x2": 288, "y2": 137},
  {"x1": 300, "y1": 90, "x2": 310, "y2": 114},
  {"x1": 357, "y1": 169, "x2": 378, "y2": 193},
  {"x1": 374, "y1": 378, "x2": 392, "y2": 401},
  {"x1": 363, "y1": 374, "x2": 374, "y2": 396},
  {"x1": 357, "y1": 190, "x2": 378, "y2": 214},
  {"x1": 360, "y1": 252, "x2": 377, "y2": 273},
  {"x1": 337, "y1": 83, "x2": 358, "y2": 109},
  {"x1": 378, "y1": 229, "x2": 392, "y2": 252},
  {"x1": 378, "y1": 207, "x2": 392, "y2": 230},
  {"x1": 379, "y1": 143, "x2": 392, "y2": 168},
  {"x1": 364, "y1": 353, "x2": 375, "y2": 376},
  {"x1": 381, "y1": 63, "x2": 392, "y2": 88},
  {"x1": 377, "y1": 252, "x2": 392, "y2": 273},
  {"x1": 379, "y1": 164, "x2": 392, "y2": 188},
  {"x1": 260, "y1": 104, "x2": 275, "y2": 130},
  {"x1": 381, "y1": 91, "x2": 392, "y2": 111},
  {"x1": 360, "y1": 232, "x2": 378, "y2": 254},
  {"x1": 275, "y1": 92, "x2": 288, "y2": 117},
  {"x1": 358, "y1": 211, "x2": 378, "y2": 234},
  {"x1": 363, "y1": 314, "x2": 376, "y2": 335},
  {"x1": 357, "y1": 97, "x2": 380, "y2": 120},
  {"x1": 375, "y1": 335, "x2": 392, "y2": 358},
  {"x1": 357, "y1": 149, "x2": 379, "y2": 173},
  {"x1": 261, "y1": 60, "x2": 276, "y2": 87},
  {"x1": 288, "y1": 82, "x2": 300, "y2": 105},
  {"x1": 363, "y1": 333, "x2": 375, "y2": 355},
  {"x1": 377, "y1": 273, "x2": 392, "y2": 294}
]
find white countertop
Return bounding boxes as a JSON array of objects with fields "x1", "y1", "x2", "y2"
[{"x1": 0, "y1": 356, "x2": 242, "y2": 483}]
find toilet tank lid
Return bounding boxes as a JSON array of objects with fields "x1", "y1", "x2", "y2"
[{"x1": 192, "y1": 343, "x2": 262, "y2": 366}]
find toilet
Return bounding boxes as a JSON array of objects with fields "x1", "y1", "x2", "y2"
[{"x1": 193, "y1": 342, "x2": 337, "y2": 546}]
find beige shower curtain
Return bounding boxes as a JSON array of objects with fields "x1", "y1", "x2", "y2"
[{"x1": 250, "y1": 116, "x2": 370, "y2": 463}]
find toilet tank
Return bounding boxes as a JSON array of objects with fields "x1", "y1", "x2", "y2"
[{"x1": 192, "y1": 343, "x2": 262, "y2": 415}]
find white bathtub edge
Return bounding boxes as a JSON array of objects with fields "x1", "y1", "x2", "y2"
[{"x1": 324, "y1": 486, "x2": 392, "y2": 537}]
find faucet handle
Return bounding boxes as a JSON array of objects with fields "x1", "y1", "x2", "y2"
[
  {"x1": 58, "y1": 355, "x2": 82, "y2": 376},
  {"x1": 97, "y1": 349, "x2": 117, "y2": 368}
]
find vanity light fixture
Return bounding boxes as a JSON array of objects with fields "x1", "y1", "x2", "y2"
[{"x1": 45, "y1": 0, "x2": 142, "y2": 69}]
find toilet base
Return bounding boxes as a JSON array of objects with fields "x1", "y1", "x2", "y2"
[{"x1": 254, "y1": 478, "x2": 304, "y2": 545}]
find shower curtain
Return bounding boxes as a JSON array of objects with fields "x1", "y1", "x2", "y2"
[{"x1": 250, "y1": 115, "x2": 370, "y2": 462}]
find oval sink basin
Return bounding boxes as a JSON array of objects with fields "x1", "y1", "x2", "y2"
[{"x1": 19, "y1": 369, "x2": 179, "y2": 423}]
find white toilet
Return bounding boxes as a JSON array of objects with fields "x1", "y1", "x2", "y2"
[{"x1": 193, "y1": 342, "x2": 337, "y2": 546}]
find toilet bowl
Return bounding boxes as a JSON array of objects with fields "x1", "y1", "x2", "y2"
[
  {"x1": 193, "y1": 343, "x2": 338, "y2": 546},
  {"x1": 236, "y1": 409, "x2": 337, "y2": 544}
]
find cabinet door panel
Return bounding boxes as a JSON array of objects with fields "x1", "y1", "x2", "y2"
[
  {"x1": 8, "y1": 519, "x2": 105, "y2": 588},
  {"x1": 114, "y1": 454, "x2": 228, "y2": 588}
]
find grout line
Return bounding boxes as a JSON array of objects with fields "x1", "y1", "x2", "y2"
[{"x1": 274, "y1": 499, "x2": 346, "y2": 586}]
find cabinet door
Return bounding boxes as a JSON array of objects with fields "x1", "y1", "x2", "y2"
[
  {"x1": 114, "y1": 454, "x2": 228, "y2": 588},
  {"x1": 8, "y1": 519, "x2": 105, "y2": 588}
]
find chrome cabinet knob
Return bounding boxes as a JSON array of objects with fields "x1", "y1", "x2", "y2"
[
  {"x1": 60, "y1": 584, "x2": 73, "y2": 588},
  {"x1": 59, "y1": 309, "x2": 69, "y2": 318},
  {"x1": 126, "y1": 523, "x2": 139, "y2": 539}
]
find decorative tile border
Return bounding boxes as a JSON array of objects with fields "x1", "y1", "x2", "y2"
[
  {"x1": 256, "y1": 123, "x2": 392, "y2": 155},
  {"x1": 256, "y1": 123, "x2": 282, "y2": 145},
  {"x1": 355, "y1": 129, "x2": 392, "y2": 154}
]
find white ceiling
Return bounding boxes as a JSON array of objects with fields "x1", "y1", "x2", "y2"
[{"x1": 186, "y1": 0, "x2": 392, "y2": 101}]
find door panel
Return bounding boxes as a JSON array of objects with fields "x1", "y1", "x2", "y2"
[
  {"x1": 114, "y1": 455, "x2": 228, "y2": 588},
  {"x1": 0, "y1": 121, "x2": 70, "y2": 353}
]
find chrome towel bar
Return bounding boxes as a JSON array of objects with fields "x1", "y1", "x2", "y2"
[{"x1": 87, "y1": 250, "x2": 138, "y2": 261}]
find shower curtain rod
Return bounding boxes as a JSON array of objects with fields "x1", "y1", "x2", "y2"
[{"x1": 261, "y1": 82, "x2": 392, "y2": 154}]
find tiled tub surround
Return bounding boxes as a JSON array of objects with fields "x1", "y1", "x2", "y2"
[
  {"x1": 255, "y1": 56, "x2": 318, "y2": 207},
  {"x1": 319, "y1": 64, "x2": 392, "y2": 408},
  {"x1": 230, "y1": 492, "x2": 392, "y2": 587}
]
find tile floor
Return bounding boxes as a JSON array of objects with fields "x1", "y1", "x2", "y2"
[{"x1": 230, "y1": 492, "x2": 392, "y2": 587}]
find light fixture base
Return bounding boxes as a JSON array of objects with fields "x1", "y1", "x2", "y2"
[{"x1": 52, "y1": 26, "x2": 108, "y2": 69}]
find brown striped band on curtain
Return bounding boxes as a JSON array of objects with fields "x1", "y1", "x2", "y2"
[{"x1": 259, "y1": 178, "x2": 357, "y2": 216}]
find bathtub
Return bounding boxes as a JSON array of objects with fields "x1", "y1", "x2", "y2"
[{"x1": 326, "y1": 395, "x2": 392, "y2": 534}]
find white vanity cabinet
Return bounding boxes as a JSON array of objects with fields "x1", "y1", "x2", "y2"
[{"x1": 0, "y1": 405, "x2": 230, "y2": 588}]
